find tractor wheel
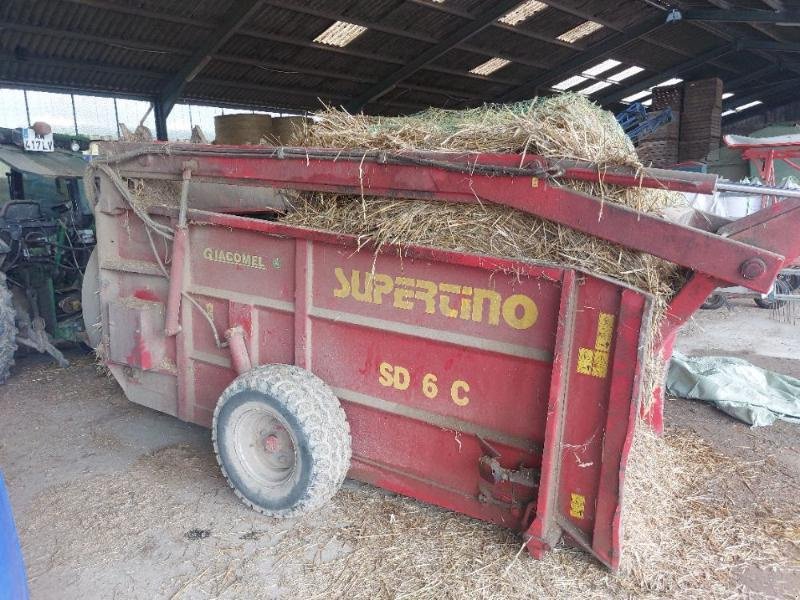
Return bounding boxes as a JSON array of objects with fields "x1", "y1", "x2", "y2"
[
  {"x1": 754, "y1": 277, "x2": 791, "y2": 310},
  {"x1": 213, "y1": 364, "x2": 351, "y2": 517},
  {"x1": 701, "y1": 293, "x2": 726, "y2": 310},
  {"x1": 0, "y1": 272, "x2": 17, "y2": 383}
]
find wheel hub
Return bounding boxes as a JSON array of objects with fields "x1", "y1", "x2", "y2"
[{"x1": 232, "y1": 407, "x2": 298, "y2": 489}]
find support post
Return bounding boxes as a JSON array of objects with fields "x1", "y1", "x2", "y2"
[{"x1": 153, "y1": 99, "x2": 168, "y2": 141}]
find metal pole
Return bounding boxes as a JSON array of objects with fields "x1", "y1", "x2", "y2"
[
  {"x1": 113, "y1": 97, "x2": 120, "y2": 139},
  {"x1": 71, "y1": 94, "x2": 78, "y2": 135},
  {"x1": 716, "y1": 180, "x2": 800, "y2": 199},
  {"x1": 23, "y1": 90, "x2": 30, "y2": 126}
]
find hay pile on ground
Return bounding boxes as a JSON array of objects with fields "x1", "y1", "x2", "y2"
[{"x1": 259, "y1": 429, "x2": 796, "y2": 599}]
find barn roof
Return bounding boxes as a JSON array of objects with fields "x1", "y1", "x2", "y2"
[{"x1": 1, "y1": 0, "x2": 798, "y2": 128}]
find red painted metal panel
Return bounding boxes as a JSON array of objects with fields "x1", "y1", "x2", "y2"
[
  {"x1": 524, "y1": 270, "x2": 577, "y2": 558},
  {"x1": 592, "y1": 289, "x2": 647, "y2": 569}
]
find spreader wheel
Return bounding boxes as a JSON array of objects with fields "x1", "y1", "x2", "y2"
[
  {"x1": 0, "y1": 272, "x2": 16, "y2": 383},
  {"x1": 213, "y1": 364, "x2": 351, "y2": 517},
  {"x1": 81, "y1": 248, "x2": 102, "y2": 350}
]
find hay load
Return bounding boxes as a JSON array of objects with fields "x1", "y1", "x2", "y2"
[{"x1": 286, "y1": 94, "x2": 686, "y2": 300}]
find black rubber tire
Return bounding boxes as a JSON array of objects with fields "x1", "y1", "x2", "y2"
[
  {"x1": 754, "y1": 277, "x2": 791, "y2": 309},
  {"x1": 701, "y1": 293, "x2": 726, "y2": 310},
  {"x1": 0, "y1": 272, "x2": 17, "y2": 384},
  {"x1": 213, "y1": 364, "x2": 351, "y2": 518}
]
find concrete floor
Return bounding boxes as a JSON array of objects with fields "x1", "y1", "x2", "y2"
[{"x1": 0, "y1": 299, "x2": 797, "y2": 599}]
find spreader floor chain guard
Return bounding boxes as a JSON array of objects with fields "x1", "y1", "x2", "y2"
[{"x1": 86, "y1": 143, "x2": 800, "y2": 570}]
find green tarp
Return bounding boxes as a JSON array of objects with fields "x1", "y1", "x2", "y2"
[{"x1": 667, "y1": 353, "x2": 800, "y2": 427}]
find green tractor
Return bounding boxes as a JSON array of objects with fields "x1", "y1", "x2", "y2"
[{"x1": 0, "y1": 123, "x2": 95, "y2": 381}]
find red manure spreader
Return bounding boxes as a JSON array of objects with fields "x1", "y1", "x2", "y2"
[{"x1": 84, "y1": 143, "x2": 800, "y2": 569}]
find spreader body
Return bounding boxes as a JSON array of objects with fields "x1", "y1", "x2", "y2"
[{"x1": 87, "y1": 144, "x2": 800, "y2": 569}]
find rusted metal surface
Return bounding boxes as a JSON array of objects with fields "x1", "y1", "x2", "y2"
[{"x1": 89, "y1": 145, "x2": 800, "y2": 570}]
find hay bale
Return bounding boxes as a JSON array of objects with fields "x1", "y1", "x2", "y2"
[
  {"x1": 214, "y1": 114, "x2": 274, "y2": 145},
  {"x1": 273, "y1": 116, "x2": 312, "y2": 145}
]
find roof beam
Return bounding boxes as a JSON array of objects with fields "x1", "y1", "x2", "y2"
[
  {"x1": 0, "y1": 23, "x2": 493, "y2": 102},
  {"x1": 684, "y1": 9, "x2": 800, "y2": 24},
  {"x1": 724, "y1": 64, "x2": 783, "y2": 91},
  {"x1": 723, "y1": 77, "x2": 800, "y2": 111},
  {"x1": 0, "y1": 52, "x2": 164, "y2": 81},
  {"x1": 209, "y1": 55, "x2": 488, "y2": 100},
  {"x1": 671, "y1": 0, "x2": 800, "y2": 87},
  {"x1": 498, "y1": 13, "x2": 672, "y2": 102},
  {"x1": 345, "y1": 0, "x2": 524, "y2": 112},
  {"x1": 268, "y1": 0, "x2": 579, "y2": 50},
  {"x1": 1, "y1": 51, "x2": 425, "y2": 113},
  {"x1": 263, "y1": 1, "x2": 562, "y2": 64},
  {"x1": 234, "y1": 29, "x2": 524, "y2": 87},
  {"x1": 597, "y1": 42, "x2": 737, "y2": 106},
  {"x1": 158, "y1": 0, "x2": 265, "y2": 114},
  {"x1": 744, "y1": 40, "x2": 800, "y2": 52},
  {"x1": 0, "y1": 21, "x2": 192, "y2": 57},
  {"x1": 61, "y1": 0, "x2": 211, "y2": 28},
  {"x1": 701, "y1": 0, "x2": 794, "y2": 45}
]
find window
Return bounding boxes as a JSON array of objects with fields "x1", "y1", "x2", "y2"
[
  {"x1": 469, "y1": 57, "x2": 511, "y2": 76},
  {"x1": 314, "y1": 21, "x2": 367, "y2": 47},
  {"x1": 557, "y1": 21, "x2": 603, "y2": 43},
  {"x1": 553, "y1": 75, "x2": 588, "y2": 91},
  {"x1": 499, "y1": 1, "x2": 547, "y2": 26}
]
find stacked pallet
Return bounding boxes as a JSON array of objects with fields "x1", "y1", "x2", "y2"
[
  {"x1": 678, "y1": 78, "x2": 723, "y2": 162},
  {"x1": 636, "y1": 84, "x2": 682, "y2": 167},
  {"x1": 652, "y1": 85, "x2": 683, "y2": 112}
]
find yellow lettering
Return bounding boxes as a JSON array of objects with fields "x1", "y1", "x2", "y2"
[
  {"x1": 225, "y1": 251, "x2": 234, "y2": 262},
  {"x1": 502, "y1": 294, "x2": 539, "y2": 330},
  {"x1": 451, "y1": 380, "x2": 470, "y2": 407},
  {"x1": 378, "y1": 362, "x2": 393, "y2": 387},
  {"x1": 333, "y1": 267, "x2": 351, "y2": 298},
  {"x1": 591, "y1": 351, "x2": 609, "y2": 378},
  {"x1": 393, "y1": 366, "x2": 410, "y2": 391},
  {"x1": 459, "y1": 287, "x2": 473, "y2": 321},
  {"x1": 472, "y1": 288, "x2": 501, "y2": 326},
  {"x1": 414, "y1": 279, "x2": 437, "y2": 314},
  {"x1": 438, "y1": 283, "x2": 460, "y2": 318},
  {"x1": 595, "y1": 313, "x2": 615, "y2": 352},
  {"x1": 577, "y1": 348, "x2": 594, "y2": 376},
  {"x1": 422, "y1": 373, "x2": 438, "y2": 399},
  {"x1": 570, "y1": 493, "x2": 586, "y2": 519},
  {"x1": 394, "y1": 277, "x2": 415, "y2": 310},
  {"x1": 372, "y1": 273, "x2": 393, "y2": 304},
  {"x1": 203, "y1": 247, "x2": 213, "y2": 260},
  {"x1": 576, "y1": 312, "x2": 616, "y2": 379},
  {"x1": 233, "y1": 252, "x2": 241, "y2": 264},
  {"x1": 350, "y1": 270, "x2": 374, "y2": 303}
]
